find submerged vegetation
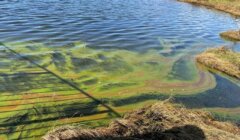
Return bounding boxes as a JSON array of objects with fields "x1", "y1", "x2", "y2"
[
  {"x1": 0, "y1": 40, "x2": 217, "y2": 139},
  {"x1": 3, "y1": 41, "x2": 216, "y2": 95},
  {"x1": 0, "y1": 29, "x2": 239, "y2": 140},
  {"x1": 0, "y1": 37, "x2": 239, "y2": 139},
  {"x1": 196, "y1": 47, "x2": 240, "y2": 79},
  {"x1": 0, "y1": 40, "x2": 239, "y2": 139},
  {"x1": 43, "y1": 101, "x2": 240, "y2": 140},
  {"x1": 0, "y1": 0, "x2": 239, "y2": 139},
  {"x1": 178, "y1": 0, "x2": 240, "y2": 16}
]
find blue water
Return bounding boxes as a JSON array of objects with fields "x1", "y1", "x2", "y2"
[{"x1": 0, "y1": 0, "x2": 239, "y2": 52}]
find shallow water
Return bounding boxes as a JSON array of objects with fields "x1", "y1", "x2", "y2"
[{"x1": 0, "y1": 0, "x2": 240, "y2": 139}]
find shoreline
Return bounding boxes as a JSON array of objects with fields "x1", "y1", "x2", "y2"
[
  {"x1": 178, "y1": 0, "x2": 240, "y2": 17},
  {"x1": 220, "y1": 30, "x2": 240, "y2": 41},
  {"x1": 196, "y1": 47, "x2": 240, "y2": 79},
  {"x1": 43, "y1": 101, "x2": 240, "y2": 140}
]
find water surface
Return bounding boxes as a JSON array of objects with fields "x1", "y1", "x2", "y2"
[{"x1": 0, "y1": 0, "x2": 239, "y2": 139}]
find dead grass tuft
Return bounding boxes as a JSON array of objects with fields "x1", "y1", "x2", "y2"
[
  {"x1": 43, "y1": 101, "x2": 240, "y2": 140},
  {"x1": 178, "y1": 0, "x2": 240, "y2": 16},
  {"x1": 196, "y1": 46, "x2": 240, "y2": 79},
  {"x1": 220, "y1": 30, "x2": 240, "y2": 41}
]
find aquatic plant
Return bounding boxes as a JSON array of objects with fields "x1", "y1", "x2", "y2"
[{"x1": 0, "y1": 40, "x2": 226, "y2": 139}]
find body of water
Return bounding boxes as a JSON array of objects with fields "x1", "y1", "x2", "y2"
[{"x1": 0, "y1": 0, "x2": 239, "y2": 139}]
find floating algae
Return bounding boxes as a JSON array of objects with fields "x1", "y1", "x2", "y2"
[
  {"x1": 3, "y1": 41, "x2": 216, "y2": 95},
  {"x1": 167, "y1": 56, "x2": 198, "y2": 81},
  {"x1": 0, "y1": 40, "x2": 217, "y2": 139}
]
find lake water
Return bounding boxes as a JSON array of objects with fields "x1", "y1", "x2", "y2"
[{"x1": 0, "y1": 0, "x2": 239, "y2": 139}]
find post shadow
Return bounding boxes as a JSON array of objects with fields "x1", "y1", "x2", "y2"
[{"x1": 1, "y1": 44, "x2": 120, "y2": 117}]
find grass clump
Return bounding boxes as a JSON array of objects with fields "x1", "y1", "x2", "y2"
[
  {"x1": 196, "y1": 46, "x2": 240, "y2": 79},
  {"x1": 178, "y1": 0, "x2": 240, "y2": 16},
  {"x1": 43, "y1": 101, "x2": 240, "y2": 140},
  {"x1": 220, "y1": 30, "x2": 240, "y2": 41}
]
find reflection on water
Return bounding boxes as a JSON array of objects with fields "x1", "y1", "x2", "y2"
[{"x1": 0, "y1": 0, "x2": 239, "y2": 139}]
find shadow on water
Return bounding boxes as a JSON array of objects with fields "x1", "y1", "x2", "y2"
[
  {"x1": 0, "y1": 72, "x2": 69, "y2": 93},
  {"x1": 1, "y1": 43, "x2": 120, "y2": 114},
  {"x1": 0, "y1": 43, "x2": 121, "y2": 139},
  {"x1": 1, "y1": 100, "x2": 109, "y2": 140},
  {"x1": 1, "y1": 101, "x2": 100, "y2": 128}
]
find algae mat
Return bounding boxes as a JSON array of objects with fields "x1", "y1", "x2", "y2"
[{"x1": 0, "y1": 40, "x2": 217, "y2": 139}]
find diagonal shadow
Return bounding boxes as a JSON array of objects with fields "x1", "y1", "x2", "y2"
[
  {"x1": 0, "y1": 43, "x2": 120, "y2": 118},
  {"x1": 0, "y1": 96, "x2": 88, "y2": 108},
  {"x1": 0, "y1": 101, "x2": 100, "y2": 121}
]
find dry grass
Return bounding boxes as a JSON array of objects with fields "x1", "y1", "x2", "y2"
[
  {"x1": 220, "y1": 30, "x2": 240, "y2": 41},
  {"x1": 43, "y1": 101, "x2": 240, "y2": 140},
  {"x1": 178, "y1": 0, "x2": 240, "y2": 16},
  {"x1": 196, "y1": 46, "x2": 240, "y2": 79}
]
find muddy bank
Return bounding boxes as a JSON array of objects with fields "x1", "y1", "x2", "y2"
[
  {"x1": 178, "y1": 0, "x2": 240, "y2": 16},
  {"x1": 43, "y1": 101, "x2": 240, "y2": 140},
  {"x1": 196, "y1": 47, "x2": 240, "y2": 79},
  {"x1": 220, "y1": 30, "x2": 240, "y2": 41}
]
